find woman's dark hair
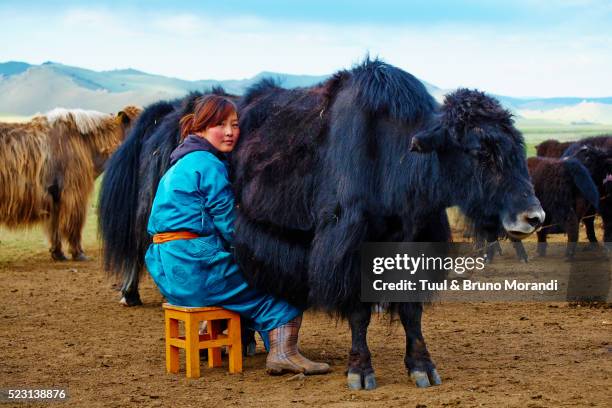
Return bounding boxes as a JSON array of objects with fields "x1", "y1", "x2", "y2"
[{"x1": 179, "y1": 95, "x2": 237, "y2": 140}]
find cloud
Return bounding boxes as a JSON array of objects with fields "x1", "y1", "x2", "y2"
[
  {"x1": 0, "y1": 5, "x2": 610, "y2": 97},
  {"x1": 152, "y1": 14, "x2": 208, "y2": 36}
]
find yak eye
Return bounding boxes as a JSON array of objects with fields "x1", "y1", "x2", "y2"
[{"x1": 467, "y1": 147, "x2": 488, "y2": 159}]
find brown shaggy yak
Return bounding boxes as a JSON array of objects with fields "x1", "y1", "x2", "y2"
[
  {"x1": 535, "y1": 139, "x2": 575, "y2": 158},
  {"x1": 0, "y1": 106, "x2": 141, "y2": 260}
]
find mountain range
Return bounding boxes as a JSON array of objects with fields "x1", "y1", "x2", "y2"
[{"x1": 2, "y1": 61, "x2": 612, "y2": 124}]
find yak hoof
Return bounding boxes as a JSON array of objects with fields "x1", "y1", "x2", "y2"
[
  {"x1": 245, "y1": 341, "x2": 256, "y2": 357},
  {"x1": 119, "y1": 293, "x2": 143, "y2": 307},
  {"x1": 347, "y1": 371, "x2": 377, "y2": 390},
  {"x1": 347, "y1": 372, "x2": 362, "y2": 390},
  {"x1": 51, "y1": 251, "x2": 68, "y2": 261},
  {"x1": 364, "y1": 373, "x2": 377, "y2": 390},
  {"x1": 72, "y1": 253, "x2": 89, "y2": 261},
  {"x1": 410, "y1": 368, "x2": 442, "y2": 388}
]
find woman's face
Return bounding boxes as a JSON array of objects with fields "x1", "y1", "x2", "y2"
[{"x1": 197, "y1": 111, "x2": 240, "y2": 153}]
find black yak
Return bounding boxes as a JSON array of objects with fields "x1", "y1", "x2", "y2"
[
  {"x1": 562, "y1": 141, "x2": 612, "y2": 250},
  {"x1": 563, "y1": 135, "x2": 612, "y2": 157},
  {"x1": 99, "y1": 59, "x2": 544, "y2": 389},
  {"x1": 523, "y1": 136, "x2": 612, "y2": 252}
]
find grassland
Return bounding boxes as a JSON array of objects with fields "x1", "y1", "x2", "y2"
[
  {"x1": 516, "y1": 118, "x2": 612, "y2": 156},
  {"x1": 0, "y1": 113, "x2": 32, "y2": 123}
]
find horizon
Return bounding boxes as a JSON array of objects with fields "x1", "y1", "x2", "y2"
[
  {"x1": 4, "y1": 59, "x2": 612, "y2": 100},
  {"x1": 1, "y1": 1, "x2": 611, "y2": 98}
]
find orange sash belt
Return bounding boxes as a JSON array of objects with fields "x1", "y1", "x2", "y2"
[{"x1": 153, "y1": 231, "x2": 199, "y2": 244}]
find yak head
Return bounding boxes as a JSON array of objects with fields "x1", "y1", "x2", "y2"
[
  {"x1": 410, "y1": 89, "x2": 544, "y2": 239},
  {"x1": 570, "y1": 145, "x2": 612, "y2": 191}
]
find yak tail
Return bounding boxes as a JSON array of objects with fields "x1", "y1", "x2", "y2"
[
  {"x1": 98, "y1": 101, "x2": 174, "y2": 302},
  {"x1": 563, "y1": 158, "x2": 600, "y2": 211}
]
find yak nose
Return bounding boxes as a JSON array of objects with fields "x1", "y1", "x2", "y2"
[
  {"x1": 521, "y1": 208, "x2": 545, "y2": 229},
  {"x1": 526, "y1": 215, "x2": 542, "y2": 228},
  {"x1": 503, "y1": 205, "x2": 546, "y2": 239}
]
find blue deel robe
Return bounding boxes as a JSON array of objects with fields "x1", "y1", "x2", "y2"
[{"x1": 144, "y1": 138, "x2": 300, "y2": 333}]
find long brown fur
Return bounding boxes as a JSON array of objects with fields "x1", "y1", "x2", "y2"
[{"x1": 0, "y1": 106, "x2": 141, "y2": 260}]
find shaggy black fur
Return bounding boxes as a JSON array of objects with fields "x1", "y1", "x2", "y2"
[
  {"x1": 234, "y1": 59, "x2": 538, "y2": 308},
  {"x1": 99, "y1": 100, "x2": 175, "y2": 305}
]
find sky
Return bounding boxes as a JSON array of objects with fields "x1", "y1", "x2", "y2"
[{"x1": 1, "y1": 0, "x2": 611, "y2": 97}]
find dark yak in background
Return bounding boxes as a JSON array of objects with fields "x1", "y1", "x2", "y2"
[
  {"x1": 562, "y1": 137, "x2": 612, "y2": 250},
  {"x1": 563, "y1": 135, "x2": 612, "y2": 156},
  {"x1": 484, "y1": 136, "x2": 612, "y2": 263},
  {"x1": 99, "y1": 59, "x2": 544, "y2": 390},
  {"x1": 511, "y1": 155, "x2": 601, "y2": 259},
  {"x1": 536, "y1": 139, "x2": 574, "y2": 158}
]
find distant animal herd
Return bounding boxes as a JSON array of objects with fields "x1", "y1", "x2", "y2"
[{"x1": 1, "y1": 59, "x2": 610, "y2": 390}]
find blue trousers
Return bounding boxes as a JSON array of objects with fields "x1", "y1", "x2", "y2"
[{"x1": 145, "y1": 238, "x2": 301, "y2": 334}]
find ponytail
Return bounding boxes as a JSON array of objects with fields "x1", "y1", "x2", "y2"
[{"x1": 179, "y1": 113, "x2": 195, "y2": 140}]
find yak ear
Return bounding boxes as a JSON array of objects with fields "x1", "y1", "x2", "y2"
[
  {"x1": 116, "y1": 110, "x2": 132, "y2": 126},
  {"x1": 409, "y1": 122, "x2": 447, "y2": 153}
]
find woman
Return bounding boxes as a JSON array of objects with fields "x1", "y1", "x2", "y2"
[{"x1": 145, "y1": 95, "x2": 329, "y2": 375}]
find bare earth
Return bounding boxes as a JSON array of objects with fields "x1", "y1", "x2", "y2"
[{"x1": 1, "y1": 233, "x2": 611, "y2": 407}]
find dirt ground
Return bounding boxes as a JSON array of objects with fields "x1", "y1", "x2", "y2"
[{"x1": 1, "y1": 229, "x2": 611, "y2": 408}]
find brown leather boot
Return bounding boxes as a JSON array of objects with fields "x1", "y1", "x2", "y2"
[{"x1": 266, "y1": 315, "x2": 331, "y2": 375}]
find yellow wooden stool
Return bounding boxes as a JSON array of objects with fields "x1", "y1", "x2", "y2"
[{"x1": 163, "y1": 303, "x2": 243, "y2": 378}]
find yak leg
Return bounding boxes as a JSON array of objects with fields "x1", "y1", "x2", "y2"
[
  {"x1": 347, "y1": 304, "x2": 376, "y2": 390},
  {"x1": 601, "y1": 205, "x2": 612, "y2": 252},
  {"x1": 537, "y1": 230, "x2": 548, "y2": 257},
  {"x1": 46, "y1": 197, "x2": 67, "y2": 261},
  {"x1": 397, "y1": 212, "x2": 444, "y2": 387},
  {"x1": 46, "y1": 183, "x2": 66, "y2": 260},
  {"x1": 62, "y1": 200, "x2": 88, "y2": 261},
  {"x1": 511, "y1": 237, "x2": 529, "y2": 262},
  {"x1": 565, "y1": 217, "x2": 579, "y2": 260},
  {"x1": 485, "y1": 239, "x2": 503, "y2": 263},
  {"x1": 120, "y1": 266, "x2": 143, "y2": 306},
  {"x1": 583, "y1": 215, "x2": 599, "y2": 250},
  {"x1": 483, "y1": 230, "x2": 503, "y2": 263},
  {"x1": 399, "y1": 302, "x2": 441, "y2": 388},
  {"x1": 242, "y1": 326, "x2": 257, "y2": 357},
  {"x1": 119, "y1": 233, "x2": 148, "y2": 306}
]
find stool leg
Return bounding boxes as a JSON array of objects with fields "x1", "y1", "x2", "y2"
[
  {"x1": 185, "y1": 315, "x2": 201, "y2": 378},
  {"x1": 208, "y1": 320, "x2": 223, "y2": 368},
  {"x1": 228, "y1": 316, "x2": 243, "y2": 373},
  {"x1": 165, "y1": 315, "x2": 179, "y2": 374}
]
